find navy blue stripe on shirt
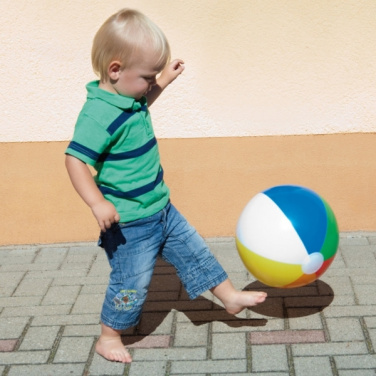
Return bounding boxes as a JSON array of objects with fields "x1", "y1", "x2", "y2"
[
  {"x1": 98, "y1": 137, "x2": 157, "y2": 162},
  {"x1": 107, "y1": 105, "x2": 147, "y2": 135},
  {"x1": 98, "y1": 167, "x2": 164, "y2": 199},
  {"x1": 67, "y1": 141, "x2": 100, "y2": 161}
]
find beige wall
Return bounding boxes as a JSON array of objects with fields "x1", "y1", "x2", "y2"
[
  {"x1": 1, "y1": 1, "x2": 376, "y2": 244},
  {"x1": 1, "y1": 134, "x2": 376, "y2": 245},
  {"x1": 1, "y1": 1, "x2": 376, "y2": 142}
]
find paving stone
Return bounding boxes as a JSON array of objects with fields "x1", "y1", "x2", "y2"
[
  {"x1": 132, "y1": 347, "x2": 207, "y2": 361},
  {"x1": 0, "y1": 339, "x2": 18, "y2": 352},
  {"x1": 174, "y1": 322, "x2": 208, "y2": 347},
  {"x1": 137, "y1": 311, "x2": 174, "y2": 335},
  {"x1": 1, "y1": 263, "x2": 61, "y2": 273},
  {"x1": 211, "y1": 374, "x2": 289, "y2": 376},
  {"x1": 0, "y1": 317, "x2": 30, "y2": 339},
  {"x1": 25, "y1": 268, "x2": 88, "y2": 278},
  {"x1": 287, "y1": 309, "x2": 323, "y2": 330},
  {"x1": 212, "y1": 332, "x2": 246, "y2": 359},
  {"x1": 31, "y1": 313, "x2": 99, "y2": 326},
  {"x1": 338, "y1": 371, "x2": 376, "y2": 376},
  {"x1": 33, "y1": 248, "x2": 67, "y2": 264},
  {"x1": 0, "y1": 351, "x2": 49, "y2": 365},
  {"x1": 0, "y1": 252, "x2": 36, "y2": 265},
  {"x1": 340, "y1": 246, "x2": 376, "y2": 268},
  {"x1": 251, "y1": 344, "x2": 289, "y2": 372},
  {"x1": 292, "y1": 341, "x2": 368, "y2": 356},
  {"x1": 294, "y1": 356, "x2": 333, "y2": 376},
  {"x1": 41, "y1": 285, "x2": 81, "y2": 305},
  {"x1": 326, "y1": 317, "x2": 365, "y2": 342},
  {"x1": 71, "y1": 293, "x2": 103, "y2": 314},
  {"x1": 123, "y1": 335, "x2": 171, "y2": 348},
  {"x1": 1, "y1": 304, "x2": 71, "y2": 317},
  {"x1": 367, "y1": 329, "x2": 376, "y2": 351},
  {"x1": 53, "y1": 336, "x2": 94, "y2": 363},
  {"x1": 0, "y1": 272, "x2": 25, "y2": 293},
  {"x1": 13, "y1": 277, "x2": 52, "y2": 297},
  {"x1": 353, "y1": 284, "x2": 376, "y2": 305},
  {"x1": 63, "y1": 324, "x2": 100, "y2": 337},
  {"x1": 364, "y1": 317, "x2": 376, "y2": 328},
  {"x1": 340, "y1": 235, "x2": 370, "y2": 246},
  {"x1": 0, "y1": 296, "x2": 42, "y2": 308},
  {"x1": 52, "y1": 276, "x2": 109, "y2": 286},
  {"x1": 89, "y1": 353, "x2": 126, "y2": 375},
  {"x1": 170, "y1": 359, "x2": 246, "y2": 374},
  {"x1": 324, "y1": 305, "x2": 376, "y2": 318},
  {"x1": 249, "y1": 330, "x2": 325, "y2": 344},
  {"x1": 212, "y1": 317, "x2": 272, "y2": 332},
  {"x1": 128, "y1": 360, "x2": 167, "y2": 376},
  {"x1": 60, "y1": 262, "x2": 91, "y2": 271},
  {"x1": 80, "y1": 284, "x2": 107, "y2": 294},
  {"x1": 7, "y1": 364, "x2": 85, "y2": 376},
  {"x1": 19, "y1": 326, "x2": 60, "y2": 350},
  {"x1": 335, "y1": 354, "x2": 376, "y2": 369}
]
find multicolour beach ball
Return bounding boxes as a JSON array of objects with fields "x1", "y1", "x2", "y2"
[{"x1": 236, "y1": 185, "x2": 339, "y2": 288}]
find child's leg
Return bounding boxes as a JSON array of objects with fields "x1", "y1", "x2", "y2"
[
  {"x1": 97, "y1": 215, "x2": 164, "y2": 363},
  {"x1": 210, "y1": 278, "x2": 267, "y2": 315},
  {"x1": 96, "y1": 323, "x2": 132, "y2": 363},
  {"x1": 160, "y1": 203, "x2": 267, "y2": 310}
]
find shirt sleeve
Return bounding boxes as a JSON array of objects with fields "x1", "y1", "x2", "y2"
[{"x1": 65, "y1": 113, "x2": 111, "y2": 166}]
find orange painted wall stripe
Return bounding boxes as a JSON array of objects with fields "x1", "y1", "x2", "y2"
[{"x1": 1, "y1": 133, "x2": 376, "y2": 245}]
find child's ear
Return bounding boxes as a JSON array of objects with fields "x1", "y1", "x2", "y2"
[{"x1": 108, "y1": 61, "x2": 122, "y2": 80}]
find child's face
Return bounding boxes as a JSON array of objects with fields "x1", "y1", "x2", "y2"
[{"x1": 114, "y1": 59, "x2": 161, "y2": 100}]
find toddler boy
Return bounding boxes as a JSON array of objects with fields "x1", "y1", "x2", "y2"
[{"x1": 65, "y1": 8, "x2": 266, "y2": 363}]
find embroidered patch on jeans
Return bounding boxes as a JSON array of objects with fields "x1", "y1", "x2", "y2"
[{"x1": 113, "y1": 290, "x2": 138, "y2": 311}]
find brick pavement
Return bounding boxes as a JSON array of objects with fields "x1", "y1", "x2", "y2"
[{"x1": 0, "y1": 233, "x2": 376, "y2": 375}]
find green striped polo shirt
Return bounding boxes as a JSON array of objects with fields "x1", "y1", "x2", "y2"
[{"x1": 65, "y1": 81, "x2": 170, "y2": 222}]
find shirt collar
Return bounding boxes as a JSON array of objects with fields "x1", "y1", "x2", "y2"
[{"x1": 86, "y1": 80, "x2": 146, "y2": 111}]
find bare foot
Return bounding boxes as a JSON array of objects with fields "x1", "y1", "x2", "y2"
[
  {"x1": 211, "y1": 279, "x2": 267, "y2": 315},
  {"x1": 223, "y1": 290, "x2": 267, "y2": 315},
  {"x1": 95, "y1": 323, "x2": 132, "y2": 363}
]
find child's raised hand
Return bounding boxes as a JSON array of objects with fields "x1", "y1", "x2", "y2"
[
  {"x1": 158, "y1": 59, "x2": 185, "y2": 87},
  {"x1": 91, "y1": 199, "x2": 120, "y2": 232}
]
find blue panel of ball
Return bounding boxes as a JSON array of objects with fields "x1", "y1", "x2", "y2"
[{"x1": 263, "y1": 185, "x2": 327, "y2": 255}]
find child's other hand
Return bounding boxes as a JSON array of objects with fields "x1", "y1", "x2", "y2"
[
  {"x1": 159, "y1": 59, "x2": 185, "y2": 87},
  {"x1": 91, "y1": 200, "x2": 120, "y2": 232}
]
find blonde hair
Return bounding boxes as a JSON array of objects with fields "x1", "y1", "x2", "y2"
[{"x1": 92, "y1": 9, "x2": 171, "y2": 81}]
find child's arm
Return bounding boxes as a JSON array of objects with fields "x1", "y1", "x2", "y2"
[
  {"x1": 65, "y1": 155, "x2": 120, "y2": 232},
  {"x1": 146, "y1": 59, "x2": 185, "y2": 106}
]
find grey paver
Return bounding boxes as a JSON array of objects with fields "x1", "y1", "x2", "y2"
[
  {"x1": 0, "y1": 351, "x2": 49, "y2": 365},
  {"x1": 7, "y1": 364, "x2": 85, "y2": 376},
  {"x1": 170, "y1": 359, "x2": 246, "y2": 374},
  {"x1": 53, "y1": 336, "x2": 94, "y2": 363},
  {"x1": 71, "y1": 293, "x2": 103, "y2": 314},
  {"x1": 294, "y1": 356, "x2": 333, "y2": 376},
  {"x1": 174, "y1": 322, "x2": 209, "y2": 347},
  {"x1": 212, "y1": 332, "x2": 246, "y2": 359},
  {"x1": 19, "y1": 325, "x2": 60, "y2": 350},
  {"x1": 41, "y1": 285, "x2": 81, "y2": 305},
  {"x1": 89, "y1": 353, "x2": 126, "y2": 376},
  {"x1": 326, "y1": 317, "x2": 365, "y2": 342},
  {"x1": 13, "y1": 277, "x2": 52, "y2": 297},
  {"x1": 128, "y1": 360, "x2": 167, "y2": 376},
  {"x1": 0, "y1": 317, "x2": 30, "y2": 339},
  {"x1": 251, "y1": 344, "x2": 289, "y2": 372}
]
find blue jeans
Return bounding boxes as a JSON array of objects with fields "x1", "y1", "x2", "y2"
[{"x1": 98, "y1": 202, "x2": 228, "y2": 330}]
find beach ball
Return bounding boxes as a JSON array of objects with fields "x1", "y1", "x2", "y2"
[{"x1": 236, "y1": 185, "x2": 339, "y2": 288}]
